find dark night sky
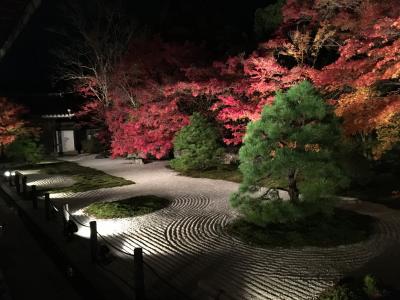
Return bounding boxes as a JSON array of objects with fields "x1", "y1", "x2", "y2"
[{"x1": 0, "y1": 0, "x2": 271, "y2": 114}]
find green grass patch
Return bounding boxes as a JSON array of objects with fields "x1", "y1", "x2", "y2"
[
  {"x1": 227, "y1": 208, "x2": 375, "y2": 248},
  {"x1": 178, "y1": 164, "x2": 243, "y2": 183},
  {"x1": 23, "y1": 161, "x2": 133, "y2": 192},
  {"x1": 175, "y1": 164, "x2": 286, "y2": 188},
  {"x1": 84, "y1": 195, "x2": 169, "y2": 219}
]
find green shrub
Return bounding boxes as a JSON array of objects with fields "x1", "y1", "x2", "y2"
[
  {"x1": 170, "y1": 113, "x2": 224, "y2": 171},
  {"x1": 231, "y1": 81, "x2": 349, "y2": 225},
  {"x1": 6, "y1": 135, "x2": 44, "y2": 163},
  {"x1": 82, "y1": 137, "x2": 104, "y2": 154},
  {"x1": 319, "y1": 275, "x2": 382, "y2": 300},
  {"x1": 363, "y1": 274, "x2": 379, "y2": 298},
  {"x1": 254, "y1": 0, "x2": 285, "y2": 40},
  {"x1": 319, "y1": 285, "x2": 358, "y2": 300}
]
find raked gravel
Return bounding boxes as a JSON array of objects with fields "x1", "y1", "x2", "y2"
[{"x1": 19, "y1": 154, "x2": 400, "y2": 300}]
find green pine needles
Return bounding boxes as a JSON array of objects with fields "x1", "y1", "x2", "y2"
[
  {"x1": 231, "y1": 81, "x2": 349, "y2": 225},
  {"x1": 170, "y1": 113, "x2": 224, "y2": 171}
]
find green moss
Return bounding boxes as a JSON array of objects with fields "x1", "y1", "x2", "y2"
[
  {"x1": 176, "y1": 164, "x2": 286, "y2": 188},
  {"x1": 34, "y1": 161, "x2": 133, "y2": 192},
  {"x1": 84, "y1": 195, "x2": 169, "y2": 219},
  {"x1": 227, "y1": 208, "x2": 375, "y2": 248},
  {"x1": 177, "y1": 164, "x2": 242, "y2": 182}
]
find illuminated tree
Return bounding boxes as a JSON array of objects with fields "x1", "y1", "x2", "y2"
[
  {"x1": 264, "y1": 0, "x2": 400, "y2": 158},
  {"x1": 231, "y1": 81, "x2": 349, "y2": 224},
  {"x1": 170, "y1": 113, "x2": 223, "y2": 171},
  {"x1": 103, "y1": 39, "x2": 208, "y2": 158},
  {"x1": 53, "y1": 0, "x2": 135, "y2": 107},
  {"x1": 0, "y1": 97, "x2": 26, "y2": 157},
  {"x1": 69, "y1": 0, "x2": 400, "y2": 161}
]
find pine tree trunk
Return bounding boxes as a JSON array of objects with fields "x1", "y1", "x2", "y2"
[{"x1": 288, "y1": 169, "x2": 299, "y2": 203}]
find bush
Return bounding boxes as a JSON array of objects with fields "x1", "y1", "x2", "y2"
[
  {"x1": 82, "y1": 137, "x2": 104, "y2": 154},
  {"x1": 363, "y1": 275, "x2": 379, "y2": 298},
  {"x1": 231, "y1": 81, "x2": 349, "y2": 225},
  {"x1": 319, "y1": 275, "x2": 382, "y2": 300},
  {"x1": 170, "y1": 113, "x2": 224, "y2": 171},
  {"x1": 5, "y1": 135, "x2": 43, "y2": 163},
  {"x1": 319, "y1": 285, "x2": 360, "y2": 300}
]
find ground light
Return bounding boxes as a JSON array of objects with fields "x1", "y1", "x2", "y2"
[
  {"x1": 3, "y1": 170, "x2": 15, "y2": 177},
  {"x1": 3, "y1": 170, "x2": 15, "y2": 182},
  {"x1": 70, "y1": 208, "x2": 139, "y2": 256}
]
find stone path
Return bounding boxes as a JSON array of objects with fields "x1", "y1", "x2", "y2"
[{"x1": 18, "y1": 155, "x2": 400, "y2": 299}]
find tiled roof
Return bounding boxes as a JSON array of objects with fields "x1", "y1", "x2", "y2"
[{"x1": 41, "y1": 113, "x2": 75, "y2": 119}]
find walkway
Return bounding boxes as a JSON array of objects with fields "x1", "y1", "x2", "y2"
[{"x1": 19, "y1": 155, "x2": 400, "y2": 299}]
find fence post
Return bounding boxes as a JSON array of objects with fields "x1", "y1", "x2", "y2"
[
  {"x1": 134, "y1": 248, "x2": 146, "y2": 300},
  {"x1": 22, "y1": 176, "x2": 27, "y2": 199},
  {"x1": 63, "y1": 204, "x2": 70, "y2": 234},
  {"x1": 31, "y1": 185, "x2": 38, "y2": 209},
  {"x1": 90, "y1": 221, "x2": 98, "y2": 263},
  {"x1": 44, "y1": 193, "x2": 50, "y2": 220},
  {"x1": 15, "y1": 172, "x2": 20, "y2": 194},
  {"x1": 8, "y1": 172, "x2": 13, "y2": 186}
]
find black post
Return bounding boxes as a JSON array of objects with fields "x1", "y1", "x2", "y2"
[
  {"x1": 57, "y1": 130, "x2": 64, "y2": 156},
  {"x1": 22, "y1": 176, "x2": 27, "y2": 199},
  {"x1": 31, "y1": 185, "x2": 38, "y2": 209},
  {"x1": 44, "y1": 193, "x2": 50, "y2": 220},
  {"x1": 134, "y1": 248, "x2": 146, "y2": 300},
  {"x1": 8, "y1": 173, "x2": 13, "y2": 186},
  {"x1": 90, "y1": 221, "x2": 98, "y2": 263},
  {"x1": 14, "y1": 171, "x2": 18, "y2": 186},
  {"x1": 15, "y1": 172, "x2": 20, "y2": 194}
]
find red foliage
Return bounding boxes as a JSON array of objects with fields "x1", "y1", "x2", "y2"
[
  {"x1": 0, "y1": 97, "x2": 27, "y2": 146},
  {"x1": 108, "y1": 99, "x2": 189, "y2": 159},
  {"x1": 75, "y1": 38, "x2": 201, "y2": 158},
  {"x1": 74, "y1": 0, "x2": 400, "y2": 158}
]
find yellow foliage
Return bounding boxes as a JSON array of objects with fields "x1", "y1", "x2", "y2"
[
  {"x1": 281, "y1": 22, "x2": 336, "y2": 66},
  {"x1": 374, "y1": 113, "x2": 400, "y2": 159}
]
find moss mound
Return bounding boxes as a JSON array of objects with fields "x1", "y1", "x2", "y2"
[{"x1": 85, "y1": 195, "x2": 169, "y2": 219}]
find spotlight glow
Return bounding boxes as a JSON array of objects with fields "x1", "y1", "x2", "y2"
[{"x1": 3, "y1": 171, "x2": 11, "y2": 177}]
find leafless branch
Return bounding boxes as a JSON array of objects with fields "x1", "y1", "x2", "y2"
[{"x1": 52, "y1": 0, "x2": 136, "y2": 106}]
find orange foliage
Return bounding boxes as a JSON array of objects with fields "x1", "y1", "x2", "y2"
[
  {"x1": 375, "y1": 113, "x2": 400, "y2": 158},
  {"x1": 0, "y1": 97, "x2": 26, "y2": 146}
]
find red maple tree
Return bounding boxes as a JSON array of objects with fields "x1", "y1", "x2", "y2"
[
  {"x1": 0, "y1": 97, "x2": 27, "y2": 156},
  {"x1": 73, "y1": 0, "x2": 400, "y2": 159}
]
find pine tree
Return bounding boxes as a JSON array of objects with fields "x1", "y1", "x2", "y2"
[
  {"x1": 170, "y1": 113, "x2": 224, "y2": 171},
  {"x1": 231, "y1": 81, "x2": 349, "y2": 224}
]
